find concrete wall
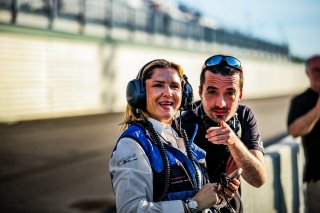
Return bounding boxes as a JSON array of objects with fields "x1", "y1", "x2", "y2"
[
  {"x1": 0, "y1": 28, "x2": 308, "y2": 122},
  {"x1": 241, "y1": 136, "x2": 305, "y2": 213},
  {"x1": 110, "y1": 44, "x2": 307, "y2": 111}
]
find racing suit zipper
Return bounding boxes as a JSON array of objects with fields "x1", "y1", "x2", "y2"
[{"x1": 177, "y1": 161, "x2": 195, "y2": 189}]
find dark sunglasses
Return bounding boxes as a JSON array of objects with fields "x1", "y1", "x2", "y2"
[{"x1": 203, "y1": 55, "x2": 242, "y2": 71}]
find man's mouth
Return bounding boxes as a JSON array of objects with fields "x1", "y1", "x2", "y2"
[{"x1": 213, "y1": 109, "x2": 227, "y2": 115}]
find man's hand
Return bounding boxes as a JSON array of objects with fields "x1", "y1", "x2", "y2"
[
  {"x1": 218, "y1": 169, "x2": 241, "y2": 198},
  {"x1": 205, "y1": 120, "x2": 266, "y2": 188},
  {"x1": 205, "y1": 121, "x2": 239, "y2": 146}
]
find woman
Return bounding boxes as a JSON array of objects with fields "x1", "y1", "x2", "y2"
[{"x1": 109, "y1": 59, "x2": 240, "y2": 213}]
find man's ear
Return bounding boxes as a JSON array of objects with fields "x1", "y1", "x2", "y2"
[
  {"x1": 239, "y1": 90, "x2": 243, "y2": 101},
  {"x1": 198, "y1": 86, "x2": 202, "y2": 99}
]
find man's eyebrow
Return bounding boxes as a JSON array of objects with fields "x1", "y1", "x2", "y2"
[
  {"x1": 206, "y1": 86, "x2": 217, "y2": 90},
  {"x1": 206, "y1": 86, "x2": 236, "y2": 91}
]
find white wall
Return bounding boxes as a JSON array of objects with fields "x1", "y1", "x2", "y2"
[
  {"x1": 0, "y1": 33, "x2": 105, "y2": 122},
  {"x1": 0, "y1": 33, "x2": 308, "y2": 122},
  {"x1": 110, "y1": 44, "x2": 308, "y2": 111}
]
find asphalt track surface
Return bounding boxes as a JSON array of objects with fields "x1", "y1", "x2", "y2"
[{"x1": 0, "y1": 96, "x2": 292, "y2": 213}]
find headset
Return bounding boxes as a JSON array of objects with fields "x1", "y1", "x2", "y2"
[
  {"x1": 126, "y1": 59, "x2": 193, "y2": 111},
  {"x1": 126, "y1": 60, "x2": 196, "y2": 200}
]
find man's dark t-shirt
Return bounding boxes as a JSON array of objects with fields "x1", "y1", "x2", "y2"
[
  {"x1": 179, "y1": 103, "x2": 264, "y2": 213},
  {"x1": 180, "y1": 103, "x2": 264, "y2": 183},
  {"x1": 287, "y1": 88, "x2": 320, "y2": 182}
]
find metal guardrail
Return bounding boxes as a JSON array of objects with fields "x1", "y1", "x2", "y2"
[
  {"x1": 0, "y1": 0, "x2": 289, "y2": 56},
  {"x1": 242, "y1": 136, "x2": 305, "y2": 213}
]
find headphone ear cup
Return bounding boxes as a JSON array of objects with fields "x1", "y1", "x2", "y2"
[
  {"x1": 126, "y1": 59, "x2": 158, "y2": 110},
  {"x1": 126, "y1": 79, "x2": 146, "y2": 110}
]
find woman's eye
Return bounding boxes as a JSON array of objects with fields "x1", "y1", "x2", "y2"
[{"x1": 171, "y1": 84, "x2": 180, "y2": 89}]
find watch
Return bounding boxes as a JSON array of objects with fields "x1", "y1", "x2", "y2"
[{"x1": 186, "y1": 198, "x2": 198, "y2": 212}]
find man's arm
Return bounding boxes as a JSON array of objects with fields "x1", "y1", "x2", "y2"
[
  {"x1": 205, "y1": 121, "x2": 266, "y2": 188},
  {"x1": 289, "y1": 96, "x2": 320, "y2": 137},
  {"x1": 227, "y1": 142, "x2": 266, "y2": 188}
]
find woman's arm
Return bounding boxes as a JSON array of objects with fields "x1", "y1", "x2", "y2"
[{"x1": 109, "y1": 138, "x2": 185, "y2": 213}]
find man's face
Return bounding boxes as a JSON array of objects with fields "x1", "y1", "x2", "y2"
[
  {"x1": 199, "y1": 71, "x2": 243, "y2": 123},
  {"x1": 307, "y1": 57, "x2": 320, "y2": 92}
]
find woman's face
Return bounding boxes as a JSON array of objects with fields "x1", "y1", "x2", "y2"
[{"x1": 145, "y1": 68, "x2": 182, "y2": 124}]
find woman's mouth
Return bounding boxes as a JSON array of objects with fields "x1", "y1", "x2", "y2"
[{"x1": 159, "y1": 101, "x2": 174, "y2": 109}]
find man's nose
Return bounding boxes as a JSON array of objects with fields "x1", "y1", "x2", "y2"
[{"x1": 216, "y1": 95, "x2": 226, "y2": 108}]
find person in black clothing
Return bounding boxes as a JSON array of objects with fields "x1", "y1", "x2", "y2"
[
  {"x1": 287, "y1": 55, "x2": 320, "y2": 213},
  {"x1": 179, "y1": 55, "x2": 267, "y2": 213}
]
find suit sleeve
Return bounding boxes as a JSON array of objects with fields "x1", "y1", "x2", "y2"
[{"x1": 109, "y1": 138, "x2": 185, "y2": 213}]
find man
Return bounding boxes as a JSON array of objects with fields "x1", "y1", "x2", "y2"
[
  {"x1": 287, "y1": 55, "x2": 320, "y2": 213},
  {"x1": 180, "y1": 55, "x2": 267, "y2": 213}
]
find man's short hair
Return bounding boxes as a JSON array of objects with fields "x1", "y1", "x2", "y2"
[{"x1": 200, "y1": 65, "x2": 244, "y2": 91}]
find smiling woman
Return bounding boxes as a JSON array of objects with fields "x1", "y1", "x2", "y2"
[
  {"x1": 109, "y1": 59, "x2": 241, "y2": 213},
  {"x1": 145, "y1": 67, "x2": 182, "y2": 124}
]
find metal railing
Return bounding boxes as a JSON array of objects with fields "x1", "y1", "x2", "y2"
[{"x1": 0, "y1": 0, "x2": 289, "y2": 56}]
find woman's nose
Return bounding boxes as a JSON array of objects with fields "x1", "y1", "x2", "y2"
[{"x1": 162, "y1": 85, "x2": 173, "y2": 96}]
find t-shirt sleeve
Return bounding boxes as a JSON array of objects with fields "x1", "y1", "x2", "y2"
[{"x1": 239, "y1": 106, "x2": 264, "y2": 153}]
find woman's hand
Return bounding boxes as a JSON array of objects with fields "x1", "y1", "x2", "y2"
[
  {"x1": 191, "y1": 183, "x2": 220, "y2": 211},
  {"x1": 190, "y1": 169, "x2": 241, "y2": 211}
]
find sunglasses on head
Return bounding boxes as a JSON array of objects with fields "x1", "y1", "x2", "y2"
[{"x1": 203, "y1": 55, "x2": 242, "y2": 71}]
